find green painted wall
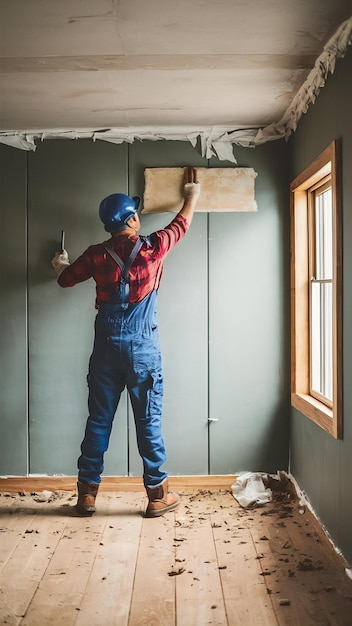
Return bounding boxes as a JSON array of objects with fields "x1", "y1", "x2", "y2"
[
  {"x1": 0, "y1": 136, "x2": 290, "y2": 480},
  {"x1": 27, "y1": 141, "x2": 129, "y2": 476},
  {"x1": 0, "y1": 145, "x2": 28, "y2": 475},
  {"x1": 289, "y1": 46, "x2": 352, "y2": 564}
]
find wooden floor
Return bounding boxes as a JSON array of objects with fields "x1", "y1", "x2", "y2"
[{"x1": 0, "y1": 483, "x2": 351, "y2": 625}]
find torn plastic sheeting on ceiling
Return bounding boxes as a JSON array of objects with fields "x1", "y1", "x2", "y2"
[
  {"x1": 0, "y1": 128, "x2": 266, "y2": 162},
  {"x1": 0, "y1": 16, "x2": 351, "y2": 158}
]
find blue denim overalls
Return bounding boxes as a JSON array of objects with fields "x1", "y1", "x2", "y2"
[{"x1": 77, "y1": 238, "x2": 168, "y2": 488}]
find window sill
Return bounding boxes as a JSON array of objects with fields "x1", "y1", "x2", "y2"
[{"x1": 291, "y1": 392, "x2": 337, "y2": 437}]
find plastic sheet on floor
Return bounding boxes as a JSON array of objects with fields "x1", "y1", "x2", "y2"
[{"x1": 231, "y1": 472, "x2": 272, "y2": 508}]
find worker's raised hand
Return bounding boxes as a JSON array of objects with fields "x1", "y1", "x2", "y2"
[
  {"x1": 184, "y1": 167, "x2": 200, "y2": 202},
  {"x1": 51, "y1": 249, "x2": 70, "y2": 277},
  {"x1": 179, "y1": 168, "x2": 200, "y2": 225}
]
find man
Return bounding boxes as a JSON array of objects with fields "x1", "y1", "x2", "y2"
[{"x1": 51, "y1": 169, "x2": 200, "y2": 517}]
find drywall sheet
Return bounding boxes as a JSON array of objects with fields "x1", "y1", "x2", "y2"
[
  {"x1": 27, "y1": 140, "x2": 130, "y2": 477},
  {"x1": 0, "y1": 145, "x2": 28, "y2": 476},
  {"x1": 129, "y1": 140, "x2": 209, "y2": 476},
  {"x1": 142, "y1": 167, "x2": 258, "y2": 214}
]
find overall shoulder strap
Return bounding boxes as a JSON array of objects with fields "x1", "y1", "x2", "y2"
[
  {"x1": 104, "y1": 245, "x2": 124, "y2": 270},
  {"x1": 104, "y1": 238, "x2": 142, "y2": 273},
  {"x1": 104, "y1": 238, "x2": 143, "y2": 306},
  {"x1": 120, "y1": 238, "x2": 143, "y2": 277}
]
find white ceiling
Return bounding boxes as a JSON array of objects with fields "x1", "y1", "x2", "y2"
[{"x1": 0, "y1": 1, "x2": 351, "y2": 149}]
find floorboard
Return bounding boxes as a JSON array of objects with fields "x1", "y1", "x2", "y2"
[
  {"x1": 0, "y1": 483, "x2": 351, "y2": 626},
  {"x1": 76, "y1": 493, "x2": 144, "y2": 626},
  {"x1": 210, "y1": 491, "x2": 278, "y2": 625},
  {"x1": 174, "y1": 493, "x2": 228, "y2": 625},
  {"x1": 129, "y1": 507, "x2": 176, "y2": 625}
]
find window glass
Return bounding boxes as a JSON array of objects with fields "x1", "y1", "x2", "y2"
[{"x1": 310, "y1": 183, "x2": 333, "y2": 404}]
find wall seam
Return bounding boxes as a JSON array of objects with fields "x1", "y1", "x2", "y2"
[
  {"x1": 126, "y1": 142, "x2": 131, "y2": 476},
  {"x1": 207, "y1": 206, "x2": 210, "y2": 474},
  {"x1": 25, "y1": 152, "x2": 30, "y2": 475}
]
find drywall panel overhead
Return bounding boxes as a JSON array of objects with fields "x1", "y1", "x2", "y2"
[
  {"x1": 143, "y1": 167, "x2": 257, "y2": 214},
  {"x1": 0, "y1": 145, "x2": 28, "y2": 475}
]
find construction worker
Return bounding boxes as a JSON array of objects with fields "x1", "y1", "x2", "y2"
[{"x1": 51, "y1": 170, "x2": 200, "y2": 517}]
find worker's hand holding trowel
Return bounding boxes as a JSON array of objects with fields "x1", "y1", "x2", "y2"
[
  {"x1": 51, "y1": 231, "x2": 70, "y2": 277},
  {"x1": 184, "y1": 166, "x2": 201, "y2": 201},
  {"x1": 180, "y1": 167, "x2": 201, "y2": 224},
  {"x1": 51, "y1": 249, "x2": 70, "y2": 277}
]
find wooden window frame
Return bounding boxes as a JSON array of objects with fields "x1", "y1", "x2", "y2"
[{"x1": 290, "y1": 140, "x2": 342, "y2": 439}]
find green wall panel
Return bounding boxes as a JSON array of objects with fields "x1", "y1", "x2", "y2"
[
  {"x1": 209, "y1": 141, "x2": 290, "y2": 473},
  {"x1": 27, "y1": 140, "x2": 129, "y2": 476},
  {"x1": 128, "y1": 140, "x2": 209, "y2": 476},
  {"x1": 0, "y1": 145, "x2": 28, "y2": 475}
]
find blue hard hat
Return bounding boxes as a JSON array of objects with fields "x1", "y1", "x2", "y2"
[{"x1": 99, "y1": 193, "x2": 140, "y2": 232}]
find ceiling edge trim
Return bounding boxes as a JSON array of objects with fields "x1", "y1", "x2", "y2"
[{"x1": 259, "y1": 15, "x2": 352, "y2": 142}]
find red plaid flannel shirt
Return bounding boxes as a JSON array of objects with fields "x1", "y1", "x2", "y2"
[{"x1": 58, "y1": 214, "x2": 189, "y2": 307}]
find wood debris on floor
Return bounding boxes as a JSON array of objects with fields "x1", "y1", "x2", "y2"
[{"x1": 0, "y1": 480, "x2": 351, "y2": 625}]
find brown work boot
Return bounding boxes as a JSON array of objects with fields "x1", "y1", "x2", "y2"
[
  {"x1": 75, "y1": 481, "x2": 99, "y2": 515},
  {"x1": 144, "y1": 479, "x2": 180, "y2": 518}
]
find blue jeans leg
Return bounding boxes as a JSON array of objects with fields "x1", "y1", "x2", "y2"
[
  {"x1": 77, "y1": 348, "x2": 124, "y2": 485},
  {"x1": 129, "y1": 364, "x2": 168, "y2": 488}
]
